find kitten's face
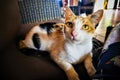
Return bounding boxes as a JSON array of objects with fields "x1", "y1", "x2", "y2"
[
  {"x1": 53, "y1": 23, "x2": 65, "y2": 33},
  {"x1": 64, "y1": 7, "x2": 103, "y2": 43}
]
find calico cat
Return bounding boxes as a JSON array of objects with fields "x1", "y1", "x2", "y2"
[
  {"x1": 19, "y1": 7, "x2": 103, "y2": 80},
  {"x1": 19, "y1": 22, "x2": 65, "y2": 51}
]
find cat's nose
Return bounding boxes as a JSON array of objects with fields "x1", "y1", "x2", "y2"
[{"x1": 71, "y1": 31, "x2": 77, "y2": 37}]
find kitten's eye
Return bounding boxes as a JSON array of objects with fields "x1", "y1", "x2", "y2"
[
  {"x1": 54, "y1": 25, "x2": 59, "y2": 28},
  {"x1": 82, "y1": 25, "x2": 89, "y2": 30},
  {"x1": 65, "y1": 22, "x2": 73, "y2": 28},
  {"x1": 54, "y1": 25, "x2": 62, "y2": 31}
]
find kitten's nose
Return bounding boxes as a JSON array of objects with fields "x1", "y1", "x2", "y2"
[{"x1": 59, "y1": 27, "x2": 63, "y2": 31}]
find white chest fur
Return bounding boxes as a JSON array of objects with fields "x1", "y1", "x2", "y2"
[{"x1": 64, "y1": 39, "x2": 93, "y2": 64}]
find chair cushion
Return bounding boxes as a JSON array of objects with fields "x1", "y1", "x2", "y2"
[{"x1": 0, "y1": 0, "x2": 20, "y2": 52}]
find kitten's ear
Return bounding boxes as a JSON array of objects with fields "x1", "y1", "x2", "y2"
[
  {"x1": 65, "y1": 7, "x2": 76, "y2": 21},
  {"x1": 89, "y1": 9, "x2": 103, "y2": 26}
]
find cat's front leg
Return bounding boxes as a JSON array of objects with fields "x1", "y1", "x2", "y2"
[
  {"x1": 84, "y1": 53, "x2": 96, "y2": 77},
  {"x1": 50, "y1": 51, "x2": 79, "y2": 80},
  {"x1": 65, "y1": 66, "x2": 79, "y2": 80}
]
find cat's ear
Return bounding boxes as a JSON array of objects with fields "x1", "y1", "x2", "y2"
[
  {"x1": 65, "y1": 7, "x2": 76, "y2": 21},
  {"x1": 89, "y1": 9, "x2": 103, "y2": 26}
]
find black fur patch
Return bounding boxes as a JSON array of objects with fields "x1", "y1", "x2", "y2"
[
  {"x1": 32, "y1": 33, "x2": 40, "y2": 49},
  {"x1": 39, "y1": 22, "x2": 56, "y2": 34}
]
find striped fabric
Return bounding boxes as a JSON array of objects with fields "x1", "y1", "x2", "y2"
[{"x1": 18, "y1": 0, "x2": 61, "y2": 24}]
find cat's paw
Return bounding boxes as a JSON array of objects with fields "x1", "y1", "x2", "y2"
[
  {"x1": 87, "y1": 67, "x2": 96, "y2": 76},
  {"x1": 68, "y1": 74, "x2": 79, "y2": 80},
  {"x1": 66, "y1": 68, "x2": 80, "y2": 80},
  {"x1": 19, "y1": 40, "x2": 26, "y2": 49}
]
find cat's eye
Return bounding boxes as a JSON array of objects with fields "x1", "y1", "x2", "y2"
[
  {"x1": 82, "y1": 25, "x2": 89, "y2": 30},
  {"x1": 65, "y1": 22, "x2": 73, "y2": 28}
]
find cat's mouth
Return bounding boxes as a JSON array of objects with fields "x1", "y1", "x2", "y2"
[
  {"x1": 71, "y1": 35, "x2": 76, "y2": 40},
  {"x1": 71, "y1": 31, "x2": 77, "y2": 40}
]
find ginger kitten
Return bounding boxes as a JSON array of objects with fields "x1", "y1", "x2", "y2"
[{"x1": 19, "y1": 8, "x2": 103, "y2": 80}]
